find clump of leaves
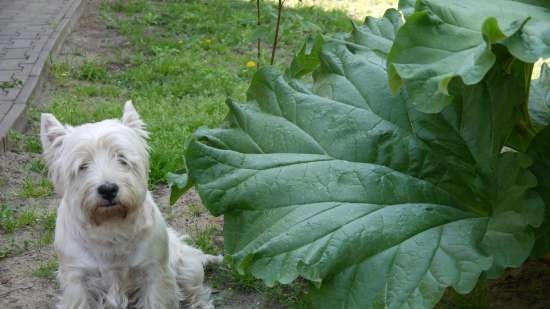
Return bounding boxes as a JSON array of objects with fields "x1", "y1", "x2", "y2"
[{"x1": 174, "y1": 1, "x2": 550, "y2": 309}]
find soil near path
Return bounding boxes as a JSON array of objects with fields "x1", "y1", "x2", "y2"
[{"x1": 1, "y1": 1, "x2": 549, "y2": 309}]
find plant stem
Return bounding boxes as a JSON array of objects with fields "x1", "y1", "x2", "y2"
[
  {"x1": 270, "y1": 0, "x2": 284, "y2": 65},
  {"x1": 256, "y1": 0, "x2": 261, "y2": 69}
]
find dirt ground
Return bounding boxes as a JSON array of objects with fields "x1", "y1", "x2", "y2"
[{"x1": 1, "y1": 1, "x2": 550, "y2": 309}]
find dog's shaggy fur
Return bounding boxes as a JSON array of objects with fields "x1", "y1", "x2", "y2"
[{"x1": 40, "y1": 101, "x2": 221, "y2": 309}]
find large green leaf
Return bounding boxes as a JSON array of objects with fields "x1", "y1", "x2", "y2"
[
  {"x1": 388, "y1": 0, "x2": 550, "y2": 113},
  {"x1": 185, "y1": 10, "x2": 543, "y2": 309},
  {"x1": 526, "y1": 65, "x2": 550, "y2": 256},
  {"x1": 527, "y1": 126, "x2": 550, "y2": 257}
]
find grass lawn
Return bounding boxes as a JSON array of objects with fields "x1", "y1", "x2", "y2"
[{"x1": 38, "y1": 0, "x2": 386, "y2": 183}]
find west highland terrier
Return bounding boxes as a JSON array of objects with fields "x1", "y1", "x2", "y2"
[{"x1": 40, "y1": 101, "x2": 221, "y2": 309}]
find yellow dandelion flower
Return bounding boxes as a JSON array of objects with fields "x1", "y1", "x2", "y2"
[{"x1": 246, "y1": 60, "x2": 257, "y2": 68}]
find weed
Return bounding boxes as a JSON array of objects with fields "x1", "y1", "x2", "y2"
[
  {"x1": 208, "y1": 264, "x2": 261, "y2": 293},
  {"x1": 193, "y1": 225, "x2": 222, "y2": 255},
  {"x1": 19, "y1": 176, "x2": 54, "y2": 198},
  {"x1": 207, "y1": 263, "x2": 312, "y2": 309},
  {"x1": 24, "y1": 135, "x2": 42, "y2": 153},
  {"x1": 76, "y1": 60, "x2": 108, "y2": 82},
  {"x1": 0, "y1": 77, "x2": 23, "y2": 90},
  {"x1": 264, "y1": 280, "x2": 312, "y2": 309},
  {"x1": 48, "y1": 60, "x2": 72, "y2": 86},
  {"x1": 0, "y1": 237, "x2": 32, "y2": 259},
  {"x1": 73, "y1": 84, "x2": 121, "y2": 98},
  {"x1": 7, "y1": 130, "x2": 41, "y2": 153},
  {"x1": 27, "y1": 159, "x2": 48, "y2": 175},
  {"x1": 108, "y1": 0, "x2": 149, "y2": 14},
  {"x1": 0, "y1": 238, "x2": 18, "y2": 258},
  {"x1": 16, "y1": 209, "x2": 37, "y2": 227},
  {"x1": 32, "y1": 259, "x2": 58, "y2": 280},
  {"x1": 40, "y1": 229, "x2": 54, "y2": 246},
  {"x1": 0, "y1": 205, "x2": 16, "y2": 233},
  {"x1": 188, "y1": 203, "x2": 202, "y2": 217},
  {"x1": 142, "y1": 12, "x2": 160, "y2": 25},
  {"x1": 41, "y1": 210, "x2": 56, "y2": 232}
]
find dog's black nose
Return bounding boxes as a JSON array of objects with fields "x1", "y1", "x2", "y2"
[{"x1": 97, "y1": 182, "x2": 119, "y2": 202}]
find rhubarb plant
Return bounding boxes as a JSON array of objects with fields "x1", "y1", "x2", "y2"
[{"x1": 173, "y1": 1, "x2": 550, "y2": 308}]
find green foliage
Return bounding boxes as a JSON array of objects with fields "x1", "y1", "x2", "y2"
[
  {"x1": 16, "y1": 210, "x2": 37, "y2": 227},
  {"x1": 192, "y1": 225, "x2": 222, "y2": 255},
  {"x1": 7, "y1": 130, "x2": 41, "y2": 153},
  {"x1": 0, "y1": 205, "x2": 53, "y2": 235},
  {"x1": 32, "y1": 259, "x2": 58, "y2": 280},
  {"x1": 38, "y1": 212, "x2": 56, "y2": 246},
  {"x1": 182, "y1": 2, "x2": 550, "y2": 309},
  {"x1": 19, "y1": 177, "x2": 54, "y2": 198},
  {"x1": 0, "y1": 77, "x2": 22, "y2": 90},
  {"x1": 76, "y1": 60, "x2": 108, "y2": 82},
  {"x1": 527, "y1": 126, "x2": 550, "y2": 256},
  {"x1": 0, "y1": 205, "x2": 16, "y2": 233},
  {"x1": 27, "y1": 159, "x2": 48, "y2": 175},
  {"x1": 41, "y1": 210, "x2": 56, "y2": 232},
  {"x1": 0, "y1": 238, "x2": 31, "y2": 259},
  {"x1": 388, "y1": 0, "x2": 550, "y2": 113}
]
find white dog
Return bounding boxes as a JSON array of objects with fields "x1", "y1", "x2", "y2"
[{"x1": 40, "y1": 101, "x2": 221, "y2": 309}]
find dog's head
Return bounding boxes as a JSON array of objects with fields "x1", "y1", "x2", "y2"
[{"x1": 40, "y1": 101, "x2": 149, "y2": 225}]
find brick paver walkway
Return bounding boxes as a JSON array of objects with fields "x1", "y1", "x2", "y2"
[{"x1": 0, "y1": 0, "x2": 82, "y2": 152}]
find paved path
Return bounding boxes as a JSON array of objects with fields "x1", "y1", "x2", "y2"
[{"x1": 0, "y1": 0, "x2": 82, "y2": 152}]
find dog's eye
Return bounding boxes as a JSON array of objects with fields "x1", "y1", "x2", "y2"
[
  {"x1": 79, "y1": 163, "x2": 88, "y2": 171},
  {"x1": 117, "y1": 154, "x2": 128, "y2": 166}
]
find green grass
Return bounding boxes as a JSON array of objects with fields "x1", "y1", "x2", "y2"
[
  {"x1": 32, "y1": 259, "x2": 58, "y2": 280},
  {"x1": 41, "y1": 210, "x2": 56, "y2": 232},
  {"x1": 39, "y1": 210, "x2": 56, "y2": 245},
  {"x1": 41, "y1": 0, "x2": 355, "y2": 183},
  {"x1": 76, "y1": 59, "x2": 109, "y2": 82},
  {"x1": 0, "y1": 208, "x2": 56, "y2": 258},
  {"x1": 0, "y1": 205, "x2": 17, "y2": 233},
  {"x1": 193, "y1": 225, "x2": 222, "y2": 255},
  {"x1": 7, "y1": 130, "x2": 41, "y2": 153},
  {"x1": 264, "y1": 281, "x2": 312, "y2": 309},
  {"x1": 188, "y1": 203, "x2": 202, "y2": 217},
  {"x1": 208, "y1": 263, "x2": 312, "y2": 309},
  {"x1": 0, "y1": 78, "x2": 23, "y2": 90},
  {"x1": 0, "y1": 205, "x2": 55, "y2": 235},
  {"x1": 19, "y1": 177, "x2": 54, "y2": 198},
  {"x1": 26, "y1": 159, "x2": 48, "y2": 175},
  {"x1": 0, "y1": 237, "x2": 32, "y2": 259},
  {"x1": 16, "y1": 209, "x2": 37, "y2": 227}
]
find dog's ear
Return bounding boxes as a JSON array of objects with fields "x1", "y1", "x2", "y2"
[
  {"x1": 122, "y1": 100, "x2": 148, "y2": 138},
  {"x1": 40, "y1": 113, "x2": 66, "y2": 152}
]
